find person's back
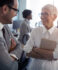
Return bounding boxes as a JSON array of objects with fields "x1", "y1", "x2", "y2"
[
  {"x1": 19, "y1": 9, "x2": 32, "y2": 44},
  {"x1": 19, "y1": 19, "x2": 31, "y2": 44}
]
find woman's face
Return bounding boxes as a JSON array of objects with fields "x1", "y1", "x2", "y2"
[{"x1": 41, "y1": 8, "x2": 54, "y2": 29}]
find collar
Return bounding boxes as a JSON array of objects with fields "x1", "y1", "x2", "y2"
[
  {"x1": 43, "y1": 25, "x2": 55, "y2": 34},
  {"x1": 0, "y1": 22, "x2": 4, "y2": 30},
  {"x1": 25, "y1": 19, "x2": 30, "y2": 23}
]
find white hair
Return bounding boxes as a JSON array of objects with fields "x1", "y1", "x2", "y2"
[{"x1": 42, "y1": 4, "x2": 57, "y2": 16}]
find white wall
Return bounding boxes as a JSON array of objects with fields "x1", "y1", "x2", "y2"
[
  {"x1": 26, "y1": 0, "x2": 58, "y2": 27},
  {"x1": 18, "y1": 0, "x2": 58, "y2": 27}
]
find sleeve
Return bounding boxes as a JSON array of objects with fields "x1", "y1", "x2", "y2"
[
  {"x1": 0, "y1": 38, "x2": 18, "y2": 70},
  {"x1": 53, "y1": 44, "x2": 58, "y2": 59},
  {"x1": 6, "y1": 25, "x2": 23, "y2": 59},
  {"x1": 23, "y1": 29, "x2": 35, "y2": 53},
  {"x1": 20, "y1": 22, "x2": 29, "y2": 35},
  {"x1": 19, "y1": 22, "x2": 29, "y2": 43},
  {"x1": 10, "y1": 42, "x2": 23, "y2": 59}
]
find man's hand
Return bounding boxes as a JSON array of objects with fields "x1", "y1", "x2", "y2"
[
  {"x1": 10, "y1": 54, "x2": 18, "y2": 61},
  {"x1": 9, "y1": 38, "x2": 16, "y2": 53}
]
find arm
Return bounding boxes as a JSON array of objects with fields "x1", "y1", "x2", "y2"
[
  {"x1": 26, "y1": 47, "x2": 44, "y2": 59},
  {"x1": 6, "y1": 25, "x2": 23, "y2": 59},
  {"x1": 27, "y1": 47, "x2": 56, "y2": 60},
  {"x1": 10, "y1": 41, "x2": 23, "y2": 59},
  {"x1": 8, "y1": 38, "x2": 16, "y2": 53},
  {"x1": 0, "y1": 38, "x2": 18, "y2": 70},
  {"x1": 20, "y1": 22, "x2": 28, "y2": 35},
  {"x1": 19, "y1": 22, "x2": 29, "y2": 44}
]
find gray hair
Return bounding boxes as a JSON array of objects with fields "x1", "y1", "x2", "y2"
[{"x1": 42, "y1": 4, "x2": 57, "y2": 16}]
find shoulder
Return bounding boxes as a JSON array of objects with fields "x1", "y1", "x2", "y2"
[
  {"x1": 20, "y1": 20, "x2": 27, "y2": 27},
  {"x1": 31, "y1": 27, "x2": 43, "y2": 34},
  {"x1": 22, "y1": 20, "x2": 26, "y2": 24},
  {"x1": 54, "y1": 27, "x2": 58, "y2": 32},
  {"x1": 29, "y1": 27, "x2": 43, "y2": 38},
  {"x1": 54, "y1": 27, "x2": 58, "y2": 35}
]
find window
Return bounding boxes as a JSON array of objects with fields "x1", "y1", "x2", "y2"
[{"x1": 26, "y1": 0, "x2": 58, "y2": 28}]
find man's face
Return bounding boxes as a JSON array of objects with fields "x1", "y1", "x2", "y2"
[
  {"x1": 27, "y1": 13, "x2": 32, "y2": 20},
  {"x1": 2, "y1": 0, "x2": 18, "y2": 24},
  {"x1": 41, "y1": 8, "x2": 54, "y2": 28}
]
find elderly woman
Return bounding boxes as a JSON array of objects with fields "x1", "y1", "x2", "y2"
[{"x1": 23, "y1": 4, "x2": 58, "y2": 70}]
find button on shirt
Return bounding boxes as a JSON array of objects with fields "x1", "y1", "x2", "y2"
[{"x1": 23, "y1": 26, "x2": 58, "y2": 70}]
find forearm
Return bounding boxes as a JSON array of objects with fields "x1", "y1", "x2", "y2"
[
  {"x1": 27, "y1": 47, "x2": 57, "y2": 60},
  {"x1": 26, "y1": 48, "x2": 42, "y2": 59},
  {"x1": 10, "y1": 43, "x2": 23, "y2": 59},
  {"x1": 32, "y1": 48, "x2": 55, "y2": 60}
]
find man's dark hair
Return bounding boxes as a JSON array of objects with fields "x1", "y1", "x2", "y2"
[
  {"x1": 22, "y1": 9, "x2": 32, "y2": 18},
  {"x1": 0, "y1": 0, "x2": 14, "y2": 7}
]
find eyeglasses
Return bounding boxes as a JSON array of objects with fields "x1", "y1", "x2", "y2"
[
  {"x1": 39, "y1": 12, "x2": 49, "y2": 17},
  {"x1": 8, "y1": 5, "x2": 19, "y2": 13},
  {"x1": 41, "y1": 12, "x2": 49, "y2": 16},
  {"x1": 39, "y1": 12, "x2": 49, "y2": 16}
]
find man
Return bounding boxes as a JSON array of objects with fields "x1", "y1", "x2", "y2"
[
  {"x1": 18, "y1": 9, "x2": 32, "y2": 70},
  {"x1": 19, "y1": 9, "x2": 32, "y2": 45},
  {"x1": 23, "y1": 4, "x2": 58, "y2": 70},
  {"x1": 0, "y1": 0, "x2": 22, "y2": 70}
]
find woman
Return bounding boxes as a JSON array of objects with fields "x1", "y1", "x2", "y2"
[{"x1": 24, "y1": 4, "x2": 58, "y2": 70}]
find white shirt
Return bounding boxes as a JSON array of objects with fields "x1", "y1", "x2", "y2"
[
  {"x1": 0, "y1": 22, "x2": 4, "y2": 38},
  {"x1": 24, "y1": 26, "x2": 58, "y2": 70},
  {"x1": 0, "y1": 22, "x2": 4, "y2": 30}
]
